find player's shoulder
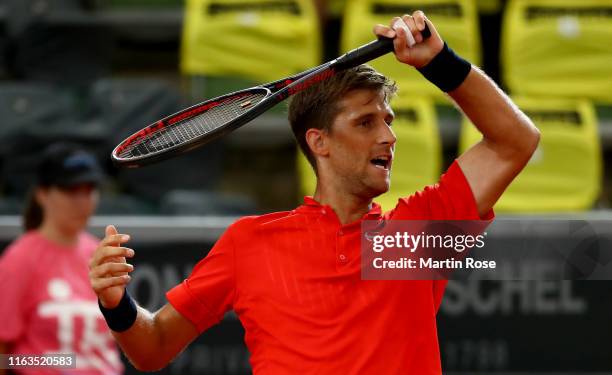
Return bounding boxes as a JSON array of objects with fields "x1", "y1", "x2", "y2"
[{"x1": 229, "y1": 210, "x2": 295, "y2": 232}]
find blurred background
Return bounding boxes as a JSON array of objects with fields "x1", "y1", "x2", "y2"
[{"x1": 0, "y1": 0, "x2": 611, "y2": 373}]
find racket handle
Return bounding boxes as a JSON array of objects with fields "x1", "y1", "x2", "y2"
[{"x1": 335, "y1": 23, "x2": 431, "y2": 71}]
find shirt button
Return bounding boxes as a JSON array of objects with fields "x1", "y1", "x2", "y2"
[
  {"x1": 338, "y1": 230, "x2": 344, "y2": 236},
  {"x1": 321, "y1": 209, "x2": 326, "y2": 215},
  {"x1": 339, "y1": 254, "x2": 347, "y2": 262}
]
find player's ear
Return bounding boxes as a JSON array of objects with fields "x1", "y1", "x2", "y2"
[
  {"x1": 34, "y1": 187, "x2": 49, "y2": 208},
  {"x1": 305, "y1": 128, "x2": 329, "y2": 157}
]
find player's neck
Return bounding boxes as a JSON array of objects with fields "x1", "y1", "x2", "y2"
[
  {"x1": 38, "y1": 221, "x2": 79, "y2": 248},
  {"x1": 313, "y1": 184, "x2": 372, "y2": 225}
]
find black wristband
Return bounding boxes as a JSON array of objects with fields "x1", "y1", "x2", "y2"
[
  {"x1": 98, "y1": 289, "x2": 137, "y2": 332},
  {"x1": 417, "y1": 42, "x2": 472, "y2": 92}
]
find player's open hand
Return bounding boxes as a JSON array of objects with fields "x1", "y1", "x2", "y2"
[
  {"x1": 373, "y1": 11, "x2": 444, "y2": 69},
  {"x1": 89, "y1": 225, "x2": 135, "y2": 309}
]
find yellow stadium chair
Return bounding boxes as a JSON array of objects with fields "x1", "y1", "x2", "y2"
[
  {"x1": 328, "y1": 0, "x2": 347, "y2": 18},
  {"x1": 297, "y1": 95, "x2": 441, "y2": 212},
  {"x1": 181, "y1": 0, "x2": 321, "y2": 83},
  {"x1": 502, "y1": 0, "x2": 612, "y2": 103},
  {"x1": 341, "y1": 0, "x2": 481, "y2": 101},
  {"x1": 459, "y1": 97, "x2": 602, "y2": 212},
  {"x1": 477, "y1": 0, "x2": 502, "y2": 15}
]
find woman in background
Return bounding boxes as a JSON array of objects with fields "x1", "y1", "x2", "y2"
[{"x1": 0, "y1": 143, "x2": 123, "y2": 374}]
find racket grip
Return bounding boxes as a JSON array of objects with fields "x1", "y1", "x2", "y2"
[
  {"x1": 335, "y1": 23, "x2": 431, "y2": 71},
  {"x1": 422, "y1": 22, "x2": 432, "y2": 39}
]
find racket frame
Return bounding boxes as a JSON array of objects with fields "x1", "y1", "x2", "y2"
[{"x1": 112, "y1": 24, "x2": 431, "y2": 168}]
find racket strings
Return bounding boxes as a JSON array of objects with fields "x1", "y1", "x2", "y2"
[{"x1": 117, "y1": 91, "x2": 267, "y2": 159}]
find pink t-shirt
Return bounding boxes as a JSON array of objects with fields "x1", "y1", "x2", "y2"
[{"x1": 0, "y1": 231, "x2": 123, "y2": 374}]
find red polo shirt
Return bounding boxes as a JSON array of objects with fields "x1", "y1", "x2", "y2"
[{"x1": 167, "y1": 160, "x2": 493, "y2": 374}]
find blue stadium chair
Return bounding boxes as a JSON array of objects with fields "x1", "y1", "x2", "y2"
[
  {"x1": 90, "y1": 78, "x2": 228, "y2": 203},
  {"x1": 4, "y1": 0, "x2": 112, "y2": 84},
  {"x1": 160, "y1": 190, "x2": 258, "y2": 216},
  {"x1": 0, "y1": 82, "x2": 105, "y2": 196}
]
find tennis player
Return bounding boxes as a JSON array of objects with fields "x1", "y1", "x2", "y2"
[{"x1": 89, "y1": 12, "x2": 540, "y2": 374}]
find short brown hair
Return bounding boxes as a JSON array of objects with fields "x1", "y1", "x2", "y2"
[{"x1": 288, "y1": 64, "x2": 397, "y2": 174}]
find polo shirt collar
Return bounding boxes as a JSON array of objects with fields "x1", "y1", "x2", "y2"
[{"x1": 301, "y1": 196, "x2": 382, "y2": 220}]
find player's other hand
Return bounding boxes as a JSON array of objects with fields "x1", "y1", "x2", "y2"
[
  {"x1": 373, "y1": 11, "x2": 444, "y2": 69},
  {"x1": 89, "y1": 225, "x2": 135, "y2": 309}
]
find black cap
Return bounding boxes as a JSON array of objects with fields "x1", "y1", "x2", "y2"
[{"x1": 37, "y1": 143, "x2": 105, "y2": 188}]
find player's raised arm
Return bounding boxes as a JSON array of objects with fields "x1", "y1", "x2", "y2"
[
  {"x1": 449, "y1": 65, "x2": 540, "y2": 218},
  {"x1": 374, "y1": 11, "x2": 540, "y2": 217},
  {"x1": 89, "y1": 225, "x2": 198, "y2": 371}
]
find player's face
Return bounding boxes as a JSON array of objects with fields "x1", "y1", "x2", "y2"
[
  {"x1": 326, "y1": 88, "x2": 396, "y2": 198},
  {"x1": 38, "y1": 183, "x2": 99, "y2": 235}
]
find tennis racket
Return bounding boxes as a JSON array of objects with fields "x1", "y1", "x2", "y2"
[{"x1": 112, "y1": 24, "x2": 431, "y2": 168}]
